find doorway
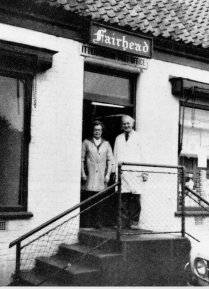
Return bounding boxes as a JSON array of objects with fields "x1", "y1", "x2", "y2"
[
  {"x1": 81, "y1": 64, "x2": 136, "y2": 227},
  {"x1": 82, "y1": 100, "x2": 133, "y2": 227}
]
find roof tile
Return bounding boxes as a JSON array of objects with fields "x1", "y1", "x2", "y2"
[
  {"x1": 33, "y1": 0, "x2": 209, "y2": 48},
  {"x1": 130, "y1": 9, "x2": 138, "y2": 17},
  {"x1": 91, "y1": 11, "x2": 101, "y2": 19},
  {"x1": 57, "y1": 0, "x2": 68, "y2": 4},
  {"x1": 95, "y1": 1, "x2": 103, "y2": 8},
  {"x1": 130, "y1": 0, "x2": 138, "y2": 5},
  {"x1": 106, "y1": 9, "x2": 115, "y2": 18},
  {"x1": 98, "y1": 7, "x2": 106, "y2": 15},
  {"x1": 109, "y1": 0, "x2": 117, "y2": 5},
  {"x1": 110, "y1": 16, "x2": 119, "y2": 23}
]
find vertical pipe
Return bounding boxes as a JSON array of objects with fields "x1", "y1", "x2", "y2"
[
  {"x1": 181, "y1": 166, "x2": 186, "y2": 237},
  {"x1": 117, "y1": 163, "x2": 122, "y2": 240}
]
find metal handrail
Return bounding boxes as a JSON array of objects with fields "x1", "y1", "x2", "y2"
[
  {"x1": 9, "y1": 182, "x2": 119, "y2": 249},
  {"x1": 185, "y1": 185, "x2": 209, "y2": 207},
  {"x1": 120, "y1": 162, "x2": 185, "y2": 170}
]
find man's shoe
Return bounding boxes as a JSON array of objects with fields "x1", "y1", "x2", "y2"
[
  {"x1": 113, "y1": 225, "x2": 129, "y2": 229},
  {"x1": 81, "y1": 227, "x2": 95, "y2": 231},
  {"x1": 130, "y1": 224, "x2": 138, "y2": 230}
]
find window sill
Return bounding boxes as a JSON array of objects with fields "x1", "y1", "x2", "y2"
[
  {"x1": 0, "y1": 212, "x2": 33, "y2": 220},
  {"x1": 175, "y1": 211, "x2": 209, "y2": 217}
]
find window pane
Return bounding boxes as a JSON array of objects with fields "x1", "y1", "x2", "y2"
[
  {"x1": 0, "y1": 76, "x2": 24, "y2": 207},
  {"x1": 84, "y1": 71, "x2": 130, "y2": 101}
]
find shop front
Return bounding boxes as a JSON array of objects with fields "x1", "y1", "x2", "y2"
[{"x1": 1, "y1": 0, "x2": 209, "y2": 285}]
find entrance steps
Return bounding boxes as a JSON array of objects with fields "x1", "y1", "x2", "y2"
[{"x1": 9, "y1": 228, "x2": 191, "y2": 286}]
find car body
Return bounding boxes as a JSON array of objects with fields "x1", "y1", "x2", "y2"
[{"x1": 184, "y1": 241, "x2": 209, "y2": 286}]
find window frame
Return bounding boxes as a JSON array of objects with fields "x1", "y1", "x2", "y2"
[
  {"x1": 178, "y1": 101, "x2": 209, "y2": 213},
  {"x1": 0, "y1": 72, "x2": 32, "y2": 213}
]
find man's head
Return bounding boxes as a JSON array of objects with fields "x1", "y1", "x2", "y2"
[
  {"x1": 92, "y1": 120, "x2": 104, "y2": 140},
  {"x1": 121, "y1": 115, "x2": 135, "y2": 133}
]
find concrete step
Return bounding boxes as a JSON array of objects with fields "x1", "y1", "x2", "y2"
[
  {"x1": 58, "y1": 242, "x2": 123, "y2": 285},
  {"x1": 35, "y1": 254, "x2": 101, "y2": 286},
  {"x1": 78, "y1": 229, "x2": 121, "y2": 253},
  {"x1": 59, "y1": 242, "x2": 123, "y2": 268},
  {"x1": 10, "y1": 229, "x2": 191, "y2": 286},
  {"x1": 17, "y1": 270, "x2": 69, "y2": 286}
]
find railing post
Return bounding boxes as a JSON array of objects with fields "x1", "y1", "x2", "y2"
[
  {"x1": 14, "y1": 242, "x2": 21, "y2": 281},
  {"x1": 181, "y1": 166, "x2": 186, "y2": 237},
  {"x1": 117, "y1": 163, "x2": 122, "y2": 240}
]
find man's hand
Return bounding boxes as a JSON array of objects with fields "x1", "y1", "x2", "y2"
[
  {"x1": 111, "y1": 173, "x2": 116, "y2": 182},
  {"x1": 105, "y1": 175, "x2": 110, "y2": 183},
  {"x1": 142, "y1": 172, "x2": 148, "y2": 182},
  {"x1": 82, "y1": 175, "x2": 87, "y2": 182}
]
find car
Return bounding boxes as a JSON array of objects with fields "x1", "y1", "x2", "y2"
[{"x1": 184, "y1": 241, "x2": 209, "y2": 286}]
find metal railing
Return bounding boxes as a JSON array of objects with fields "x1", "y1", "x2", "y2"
[
  {"x1": 9, "y1": 162, "x2": 187, "y2": 285},
  {"x1": 184, "y1": 185, "x2": 209, "y2": 243},
  {"x1": 9, "y1": 182, "x2": 119, "y2": 284},
  {"x1": 185, "y1": 185, "x2": 209, "y2": 211},
  {"x1": 119, "y1": 162, "x2": 186, "y2": 236}
]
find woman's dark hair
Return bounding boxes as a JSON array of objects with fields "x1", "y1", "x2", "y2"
[{"x1": 92, "y1": 120, "x2": 105, "y2": 132}]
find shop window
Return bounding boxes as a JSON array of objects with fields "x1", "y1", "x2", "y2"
[
  {"x1": 0, "y1": 40, "x2": 56, "y2": 215},
  {"x1": 0, "y1": 75, "x2": 31, "y2": 212},
  {"x1": 179, "y1": 105, "x2": 209, "y2": 210}
]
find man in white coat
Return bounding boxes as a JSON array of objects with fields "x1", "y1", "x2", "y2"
[{"x1": 114, "y1": 115, "x2": 144, "y2": 229}]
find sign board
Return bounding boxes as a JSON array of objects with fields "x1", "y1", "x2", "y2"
[
  {"x1": 90, "y1": 23, "x2": 152, "y2": 58},
  {"x1": 135, "y1": 57, "x2": 148, "y2": 69}
]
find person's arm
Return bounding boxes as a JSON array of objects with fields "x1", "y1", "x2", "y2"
[
  {"x1": 105, "y1": 142, "x2": 114, "y2": 183},
  {"x1": 81, "y1": 141, "x2": 87, "y2": 181},
  {"x1": 113, "y1": 137, "x2": 119, "y2": 178}
]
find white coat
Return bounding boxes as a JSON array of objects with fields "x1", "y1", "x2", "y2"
[
  {"x1": 113, "y1": 130, "x2": 144, "y2": 194},
  {"x1": 114, "y1": 130, "x2": 142, "y2": 164}
]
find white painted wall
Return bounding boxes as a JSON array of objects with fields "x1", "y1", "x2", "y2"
[
  {"x1": 0, "y1": 23, "x2": 84, "y2": 285},
  {"x1": 136, "y1": 59, "x2": 209, "y2": 243}
]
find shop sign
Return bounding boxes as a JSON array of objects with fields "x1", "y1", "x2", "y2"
[
  {"x1": 90, "y1": 24, "x2": 152, "y2": 58},
  {"x1": 136, "y1": 57, "x2": 148, "y2": 69}
]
